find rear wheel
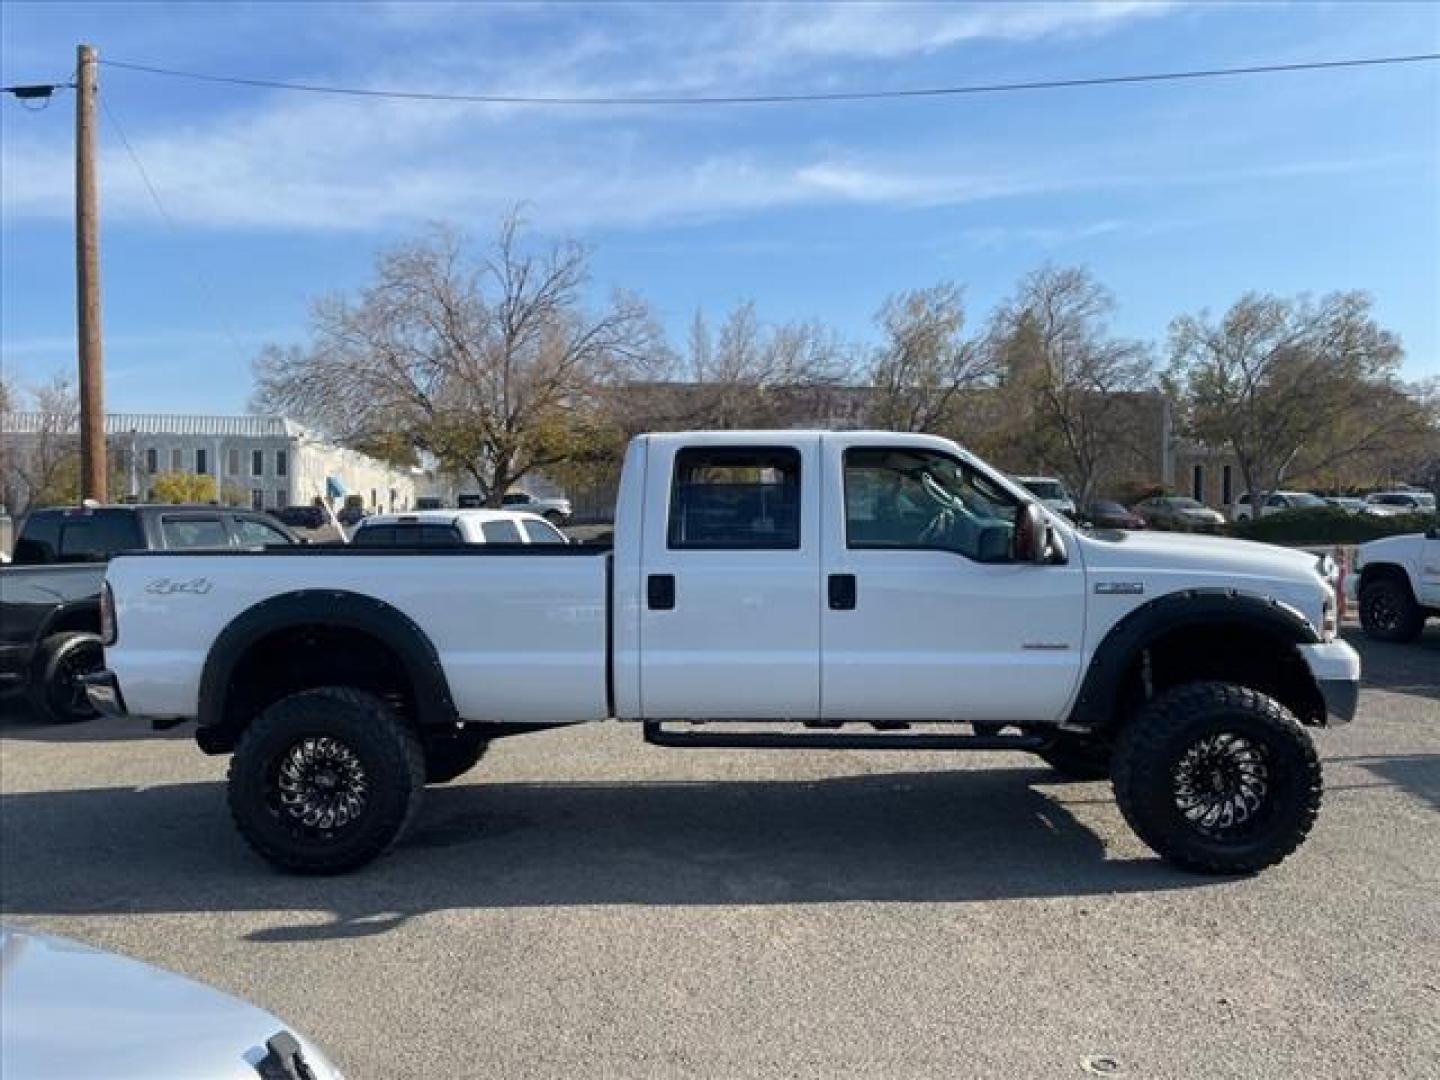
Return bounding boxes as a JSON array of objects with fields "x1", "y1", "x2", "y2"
[
  {"x1": 28, "y1": 632, "x2": 103, "y2": 724},
  {"x1": 1359, "y1": 577, "x2": 1424, "y2": 642},
  {"x1": 1112, "y1": 681, "x2": 1321, "y2": 874},
  {"x1": 227, "y1": 687, "x2": 424, "y2": 874},
  {"x1": 423, "y1": 729, "x2": 490, "y2": 784}
]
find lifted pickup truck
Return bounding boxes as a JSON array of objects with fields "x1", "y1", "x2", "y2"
[
  {"x1": 89, "y1": 431, "x2": 1359, "y2": 875},
  {"x1": 1349, "y1": 526, "x2": 1440, "y2": 641}
]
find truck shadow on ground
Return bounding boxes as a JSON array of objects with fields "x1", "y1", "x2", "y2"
[
  {"x1": 1347, "y1": 624, "x2": 1440, "y2": 703},
  {"x1": 0, "y1": 768, "x2": 1208, "y2": 939}
]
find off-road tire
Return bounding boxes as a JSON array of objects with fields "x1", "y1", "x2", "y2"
[
  {"x1": 28, "y1": 631, "x2": 103, "y2": 724},
  {"x1": 227, "y1": 687, "x2": 424, "y2": 874},
  {"x1": 1359, "y1": 577, "x2": 1424, "y2": 643},
  {"x1": 1112, "y1": 681, "x2": 1322, "y2": 875},
  {"x1": 423, "y1": 730, "x2": 490, "y2": 784},
  {"x1": 1036, "y1": 734, "x2": 1112, "y2": 780}
]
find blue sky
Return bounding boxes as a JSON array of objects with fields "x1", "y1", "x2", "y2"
[{"x1": 2, "y1": 1, "x2": 1437, "y2": 413}]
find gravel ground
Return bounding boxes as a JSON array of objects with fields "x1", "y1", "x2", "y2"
[{"x1": 2, "y1": 627, "x2": 1437, "y2": 1079}]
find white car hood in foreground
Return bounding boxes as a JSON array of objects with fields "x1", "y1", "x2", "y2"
[{"x1": 1, "y1": 925, "x2": 343, "y2": 1080}]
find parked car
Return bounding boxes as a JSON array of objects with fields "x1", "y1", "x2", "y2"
[
  {"x1": 337, "y1": 504, "x2": 370, "y2": 527},
  {"x1": 414, "y1": 496, "x2": 444, "y2": 510},
  {"x1": 1231, "y1": 490, "x2": 1327, "y2": 522},
  {"x1": 0, "y1": 504, "x2": 296, "y2": 722},
  {"x1": 1324, "y1": 496, "x2": 1366, "y2": 514},
  {"x1": 350, "y1": 509, "x2": 569, "y2": 546},
  {"x1": 271, "y1": 504, "x2": 327, "y2": 530},
  {"x1": 501, "y1": 490, "x2": 574, "y2": 524},
  {"x1": 1, "y1": 924, "x2": 344, "y2": 1080},
  {"x1": 1362, "y1": 491, "x2": 1437, "y2": 517},
  {"x1": 1131, "y1": 496, "x2": 1227, "y2": 532},
  {"x1": 92, "y1": 429, "x2": 1357, "y2": 878},
  {"x1": 1347, "y1": 526, "x2": 1440, "y2": 642},
  {"x1": 1014, "y1": 476, "x2": 1076, "y2": 518},
  {"x1": 1081, "y1": 500, "x2": 1147, "y2": 530}
]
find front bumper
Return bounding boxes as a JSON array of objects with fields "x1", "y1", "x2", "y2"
[
  {"x1": 81, "y1": 669, "x2": 127, "y2": 718},
  {"x1": 1297, "y1": 640, "x2": 1361, "y2": 724}
]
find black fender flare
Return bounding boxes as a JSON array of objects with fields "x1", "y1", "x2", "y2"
[
  {"x1": 36, "y1": 599, "x2": 102, "y2": 645},
  {"x1": 197, "y1": 589, "x2": 457, "y2": 736},
  {"x1": 1067, "y1": 588, "x2": 1321, "y2": 731}
]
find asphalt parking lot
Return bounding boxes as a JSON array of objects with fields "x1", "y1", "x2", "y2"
[{"x1": 2, "y1": 627, "x2": 1437, "y2": 1079}]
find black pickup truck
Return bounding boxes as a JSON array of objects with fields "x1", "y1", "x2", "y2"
[{"x1": 0, "y1": 504, "x2": 297, "y2": 722}]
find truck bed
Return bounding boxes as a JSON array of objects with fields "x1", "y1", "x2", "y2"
[{"x1": 104, "y1": 546, "x2": 612, "y2": 724}]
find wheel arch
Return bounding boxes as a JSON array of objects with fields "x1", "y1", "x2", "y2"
[
  {"x1": 1358, "y1": 561, "x2": 1415, "y2": 598},
  {"x1": 1069, "y1": 588, "x2": 1325, "y2": 733},
  {"x1": 197, "y1": 590, "x2": 457, "y2": 753},
  {"x1": 38, "y1": 599, "x2": 101, "y2": 641}
]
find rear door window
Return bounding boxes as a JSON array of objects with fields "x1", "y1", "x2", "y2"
[
  {"x1": 667, "y1": 446, "x2": 801, "y2": 549},
  {"x1": 480, "y1": 520, "x2": 523, "y2": 544},
  {"x1": 160, "y1": 516, "x2": 229, "y2": 549},
  {"x1": 55, "y1": 512, "x2": 144, "y2": 562}
]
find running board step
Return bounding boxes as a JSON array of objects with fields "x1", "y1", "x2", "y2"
[{"x1": 642, "y1": 722, "x2": 1049, "y2": 752}]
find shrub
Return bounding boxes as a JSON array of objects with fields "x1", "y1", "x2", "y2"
[
  {"x1": 1232, "y1": 506, "x2": 1436, "y2": 545},
  {"x1": 150, "y1": 471, "x2": 217, "y2": 504}
]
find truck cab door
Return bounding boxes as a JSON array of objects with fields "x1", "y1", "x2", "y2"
[
  {"x1": 637, "y1": 438, "x2": 821, "y2": 720},
  {"x1": 819, "y1": 436, "x2": 1087, "y2": 725}
]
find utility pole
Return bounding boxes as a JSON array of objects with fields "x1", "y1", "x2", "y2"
[{"x1": 75, "y1": 43, "x2": 106, "y2": 501}]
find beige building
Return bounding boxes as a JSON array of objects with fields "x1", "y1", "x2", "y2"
[{"x1": 2, "y1": 412, "x2": 417, "y2": 513}]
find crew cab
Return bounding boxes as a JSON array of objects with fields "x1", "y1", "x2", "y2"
[
  {"x1": 89, "y1": 431, "x2": 1359, "y2": 876},
  {"x1": 0, "y1": 504, "x2": 297, "y2": 722},
  {"x1": 1348, "y1": 526, "x2": 1440, "y2": 642}
]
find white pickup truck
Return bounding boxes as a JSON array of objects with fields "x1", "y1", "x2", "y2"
[
  {"x1": 87, "y1": 431, "x2": 1360, "y2": 876},
  {"x1": 1349, "y1": 527, "x2": 1440, "y2": 641}
]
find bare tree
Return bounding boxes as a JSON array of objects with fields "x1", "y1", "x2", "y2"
[
  {"x1": 253, "y1": 212, "x2": 666, "y2": 505},
  {"x1": 1168, "y1": 291, "x2": 1406, "y2": 503},
  {"x1": 868, "y1": 283, "x2": 995, "y2": 433},
  {"x1": 665, "y1": 302, "x2": 849, "y2": 429},
  {"x1": 990, "y1": 266, "x2": 1153, "y2": 502},
  {"x1": 8, "y1": 375, "x2": 83, "y2": 513}
]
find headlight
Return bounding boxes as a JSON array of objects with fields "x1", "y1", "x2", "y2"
[{"x1": 1315, "y1": 553, "x2": 1338, "y2": 584}]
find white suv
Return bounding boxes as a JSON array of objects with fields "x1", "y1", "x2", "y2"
[{"x1": 352, "y1": 509, "x2": 568, "y2": 546}]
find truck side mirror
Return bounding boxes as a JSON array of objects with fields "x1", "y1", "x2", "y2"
[{"x1": 1014, "y1": 503, "x2": 1049, "y2": 564}]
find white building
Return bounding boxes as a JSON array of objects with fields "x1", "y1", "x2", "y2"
[{"x1": 2, "y1": 412, "x2": 417, "y2": 513}]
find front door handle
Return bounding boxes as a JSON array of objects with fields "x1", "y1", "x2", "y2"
[
  {"x1": 828, "y1": 573, "x2": 856, "y2": 610},
  {"x1": 648, "y1": 574, "x2": 675, "y2": 610}
]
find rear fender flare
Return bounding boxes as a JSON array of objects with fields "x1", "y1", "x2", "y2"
[{"x1": 197, "y1": 589, "x2": 457, "y2": 734}]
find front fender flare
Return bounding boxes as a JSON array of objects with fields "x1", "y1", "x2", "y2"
[{"x1": 1067, "y1": 588, "x2": 1321, "y2": 731}]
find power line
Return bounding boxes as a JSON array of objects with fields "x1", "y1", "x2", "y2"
[
  {"x1": 98, "y1": 52, "x2": 1440, "y2": 107},
  {"x1": 99, "y1": 94, "x2": 253, "y2": 368}
]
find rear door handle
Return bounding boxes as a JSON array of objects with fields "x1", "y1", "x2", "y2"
[
  {"x1": 647, "y1": 574, "x2": 675, "y2": 610},
  {"x1": 828, "y1": 573, "x2": 856, "y2": 610}
]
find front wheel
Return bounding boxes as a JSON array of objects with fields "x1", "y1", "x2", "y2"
[
  {"x1": 228, "y1": 687, "x2": 424, "y2": 874},
  {"x1": 1112, "y1": 682, "x2": 1321, "y2": 875},
  {"x1": 1359, "y1": 577, "x2": 1424, "y2": 642}
]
